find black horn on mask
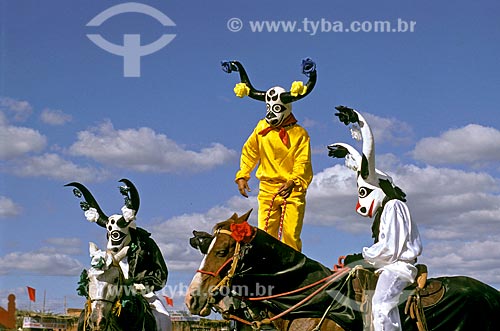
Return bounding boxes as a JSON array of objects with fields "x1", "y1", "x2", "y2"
[
  {"x1": 118, "y1": 178, "x2": 140, "y2": 212},
  {"x1": 65, "y1": 182, "x2": 108, "y2": 228},
  {"x1": 221, "y1": 60, "x2": 266, "y2": 101},
  {"x1": 280, "y1": 57, "x2": 317, "y2": 104}
]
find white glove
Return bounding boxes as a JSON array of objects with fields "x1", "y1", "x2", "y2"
[
  {"x1": 121, "y1": 206, "x2": 136, "y2": 222},
  {"x1": 134, "y1": 283, "x2": 146, "y2": 294},
  {"x1": 84, "y1": 207, "x2": 100, "y2": 223}
]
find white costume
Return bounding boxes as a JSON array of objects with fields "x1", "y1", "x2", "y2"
[
  {"x1": 328, "y1": 106, "x2": 423, "y2": 331},
  {"x1": 363, "y1": 199, "x2": 422, "y2": 331}
]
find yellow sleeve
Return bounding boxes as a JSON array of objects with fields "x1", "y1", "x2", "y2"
[
  {"x1": 235, "y1": 127, "x2": 260, "y2": 182},
  {"x1": 289, "y1": 132, "x2": 313, "y2": 191}
]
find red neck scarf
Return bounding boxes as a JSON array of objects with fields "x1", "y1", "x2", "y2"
[{"x1": 258, "y1": 114, "x2": 298, "y2": 146}]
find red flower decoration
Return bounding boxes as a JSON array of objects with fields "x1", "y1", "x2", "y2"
[{"x1": 230, "y1": 221, "x2": 254, "y2": 243}]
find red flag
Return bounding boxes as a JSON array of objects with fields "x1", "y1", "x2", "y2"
[
  {"x1": 27, "y1": 286, "x2": 36, "y2": 302},
  {"x1": 163, "y1": 295, "x2": 173, "y2": 307}
]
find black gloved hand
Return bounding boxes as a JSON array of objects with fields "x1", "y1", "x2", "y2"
[
  {"x1": 327, "y1": 144, "x2": 349, "y2": 158},
  {"x1": 334, "y1": 105, "x2": 359, "y2": 125}
]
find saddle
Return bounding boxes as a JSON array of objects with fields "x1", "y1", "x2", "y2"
[
  {"x1": 404, "y1": 265, "x2": 445, "y2": 331},
  {"x1": 351, "y1": 264, "x2": 445, "y2": 331}
]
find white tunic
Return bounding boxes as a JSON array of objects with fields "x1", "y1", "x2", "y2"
[{"x1": 362, "y1": 199, "x2": 423, "y2": 282}]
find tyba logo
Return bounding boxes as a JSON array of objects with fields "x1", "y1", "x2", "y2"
[{"x1": 86, "y1": 2, "x2": 176, "y2": 77}]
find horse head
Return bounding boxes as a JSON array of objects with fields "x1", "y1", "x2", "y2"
[
  {"x1": 86, "y1": 242, "x2": 129, "y2": 331},
  {"x1": 184, "y1": 208, "x2": 320, "y2": 318},
  {"x1": 185, "y1": 209, "x2": 254, "y2": 316}
]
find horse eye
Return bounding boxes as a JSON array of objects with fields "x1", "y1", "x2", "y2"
[{"x1": 215, "y1": 249, "x2": 228, "y2": 257}]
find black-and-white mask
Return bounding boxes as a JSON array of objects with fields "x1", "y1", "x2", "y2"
[
  {"x1": 265, "y1": 86, "x2": 292, "y2": 127},
  {"x1": 66, "y1": 179, "x2": 140, "y2": 252}
]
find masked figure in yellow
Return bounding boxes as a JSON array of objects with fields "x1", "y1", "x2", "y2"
[{"x1": 221, "y1": 58, "x2": 317, "y2": 251}]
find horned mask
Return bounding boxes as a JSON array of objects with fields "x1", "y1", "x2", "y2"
[
  {"x1": 221, "y1": 58, "x2": 317, "y2": 128},
  {"x1": 328, "y1": 106, "x2": 406, "y2": 218},
  {"x1": 66, "y1": 179, "x2": 140, "y2": 252}
]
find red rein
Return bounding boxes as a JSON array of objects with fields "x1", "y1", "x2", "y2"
[{"x1": 197, "y1": 256, "x2": 234, "y2": 277}]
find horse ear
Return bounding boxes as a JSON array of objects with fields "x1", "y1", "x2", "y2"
[
  {"x1": 230, "y1": 210, "x2": 255, "y2": 243},
  {"x1": 113, "y1": 246, "x2": 129, "y2": 263},
  {"x1": 89, "y1": 242, "x2": 99, "y2": 256},
  {"x1": 238, "y1": 209, "x2": 253, "y2": 223}
]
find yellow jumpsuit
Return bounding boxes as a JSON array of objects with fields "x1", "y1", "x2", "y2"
[{"x1": 235, "y1": 119, "x2": 313, "y2": 251}]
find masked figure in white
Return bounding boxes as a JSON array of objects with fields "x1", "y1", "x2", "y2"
[
  {"x1": 328, "y1": 106, "x2": 423, "y2": 331},
  {"x1": 67, "y1": 179, "x2": 172, "y2": 331}
]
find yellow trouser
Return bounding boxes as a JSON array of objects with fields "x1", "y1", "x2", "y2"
[{"x1": 257, "y1": 181, "x2": 306, "y2": 252}]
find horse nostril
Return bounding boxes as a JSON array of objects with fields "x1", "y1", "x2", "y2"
[
  {"x1": 186, "y1": 294, "x2": 198, "y2": 311},
  {"x1": 189, "y1": 296, "x2": 196, "y2": 308}
]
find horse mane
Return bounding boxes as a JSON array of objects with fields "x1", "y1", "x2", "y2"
[
  {"x1": 235, "y1": 228, "x2": 333, "y2": 290},
  {"x1": 212, "y1": 213, "x2": 333, "y2": 286}
]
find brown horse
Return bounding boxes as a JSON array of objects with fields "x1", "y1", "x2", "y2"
[
  {"x1": 185, "y1": 210, "x2": 500, "y2": 331},
  {"x1": 185, "y1": 210, "x2": 360, "y2": 331}
]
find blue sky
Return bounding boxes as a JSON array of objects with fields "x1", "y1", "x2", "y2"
[{"x1": 1, "y1": 0, "x2": 500, "y2": 314}]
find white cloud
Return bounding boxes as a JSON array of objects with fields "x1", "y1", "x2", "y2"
[
  {"x1": 69, "y1": 120, "x2": 238, "y2": 173},
  {"x1": 41, "y1": 238, "x2": 83, "y2": 255},
  {"x1": 149, "y1": 197, "x2": 257, "y2": 272},
  {"x1": 305, "y1": 165, "x2": 368, "y2": 232},
  {"x1": 0, "y1": 196, "x2": 22, "y2": 218},
  {"x1": 396, "y1": 163, "x2": 497, "y2": 195},
  {"x1": 412, "y1": 124, "x2": 500, "y2": 166},
  {"x1": 0, "y1": 97, "x2": 33, "y2": 122},
  {"x1": 0, "y1": 251, "x2": 83, "y2": 276},
  {"x1": 419, "y1": 238, "x2": 500, "y2": 286},
  {"x1": 148, "y1": 207, "x2": 250, "y2": 271},
  {"x1": 363, "y1": 112, "x2": 413, "y2": 145},
  {"x1": 0, "y1": 113, "x2": 47, "y2": 160},
  {"x1": 325, "y1": 113, "x2": 413, "y2": 158},
  {"x1": 385, "y1": 165, "x2": 500, "y2": 239},
  {"x1": 40, "y1": 108, "x2": 72, "y2": 125},
  {"x1": 8, "y1": 153, "x2": 109, "y2": 182},
  {"x1": 44, "y1": 237, "x2": 82, "y2": 246}
]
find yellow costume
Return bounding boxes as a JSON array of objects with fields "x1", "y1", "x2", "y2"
[
  {"x1": 236, "y1": 118, "x2": 313, "y2": 251},
  {"x1": 222, "y1": 58, "x2": 317, "y2": 251}
]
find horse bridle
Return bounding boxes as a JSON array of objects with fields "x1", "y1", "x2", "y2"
[{"x1": 196, "y1": 228, "x2": 243, "y2": 304}]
